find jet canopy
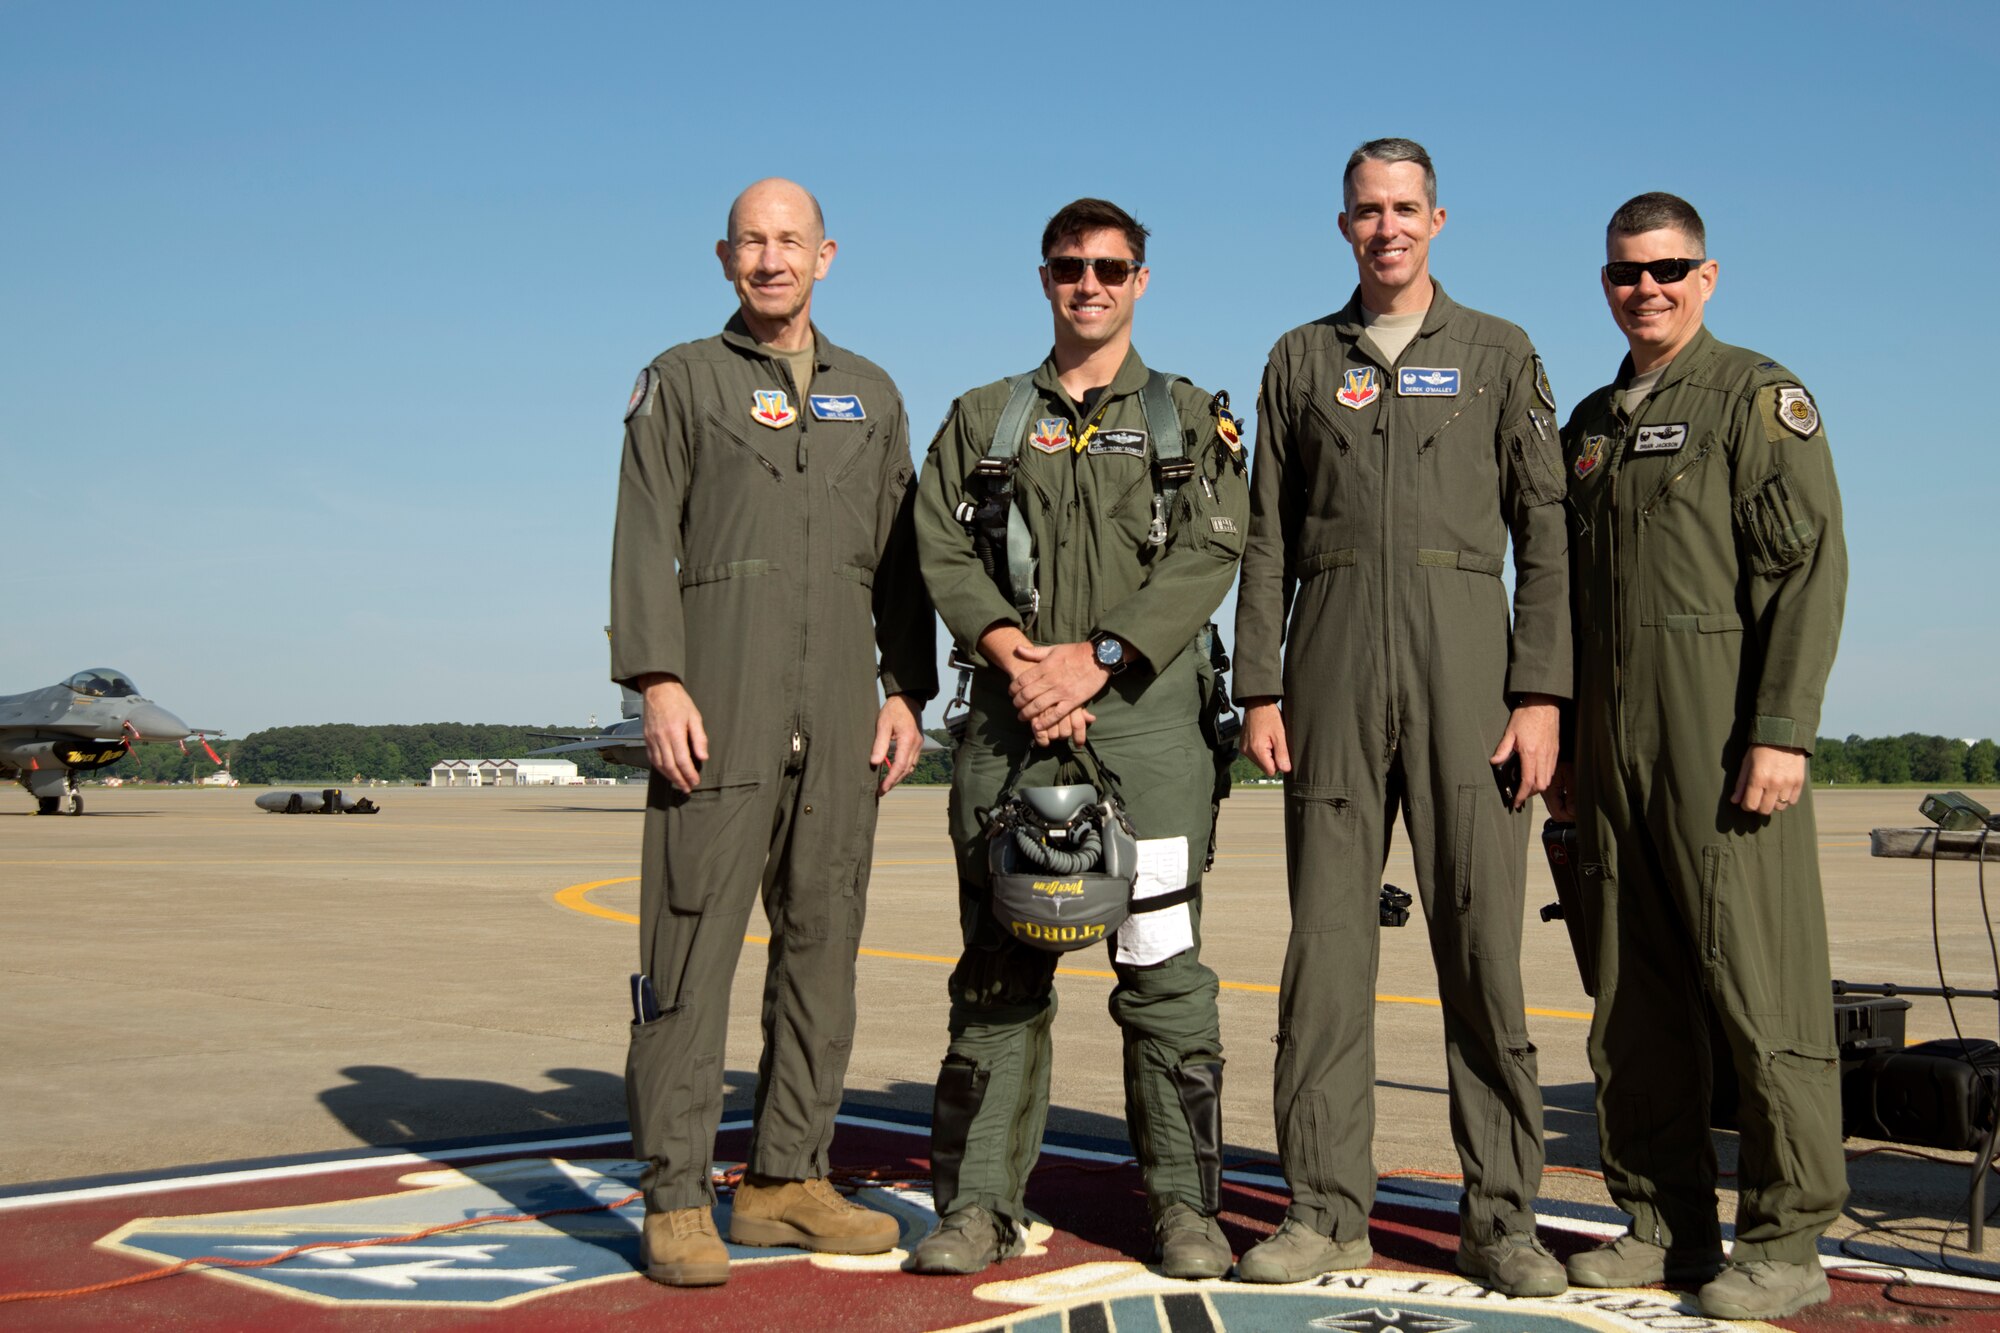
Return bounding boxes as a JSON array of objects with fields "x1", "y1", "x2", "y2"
[{"x1": 65, "y1": 668, "x2": 140, "y2": 699}]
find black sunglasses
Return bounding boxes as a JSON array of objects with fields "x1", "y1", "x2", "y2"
[
  {"x1": 1044, "y1": 255, "x2": 1143, "y2": 285},
  {"x1": 1603, "y1": 257, "x2": 1708, "y2": 286}
]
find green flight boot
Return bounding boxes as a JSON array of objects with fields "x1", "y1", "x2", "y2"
[
  {"x1": 1236, "y1": 1217, "x2": 1372, "y2": 1284},
  {"x1": 1456, "y1": 1230, "x2": 1567, "y2": 1298},
  {"x1": 1566, "y1": 1233, "x2": 1725, "y2": 1288},
  {"x1": 1154, "y1": 1202, "x2": 1230, "y2": 1280},
  {"x1": 1698, "y1": 1260, "x2": 1830, "y2": 1320},
  {"x1": 910, "y1": 1205, "x2": 1023, "y2": 1276}
]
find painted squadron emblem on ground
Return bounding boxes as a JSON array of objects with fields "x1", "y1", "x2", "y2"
[
  {"x1": 1774, "y1": 386, "x2": 1819, "y2": 438},
  {"x1": 752, "y1": 389, "x2": 798, "y2": 429},
  {"x1": 944, "y1": 1263, "x2": 1782, "y2": 1332},
  {"x1": 1574, "y1": 435, "x2": 1607, "y2": 479},
  {"x1": 96, "y1": 1157, "x2": 930, "y2": 1309},
  {"x1": 1336, "y1": 367, "x2": 1382, "y2": 410},
  {"x1": 1028, "y1": 417, "x2": 1072, "y2": 453}
]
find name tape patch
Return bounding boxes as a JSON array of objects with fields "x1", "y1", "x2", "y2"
[
  {"x1": 1397, "y1": 367, "x2": 1460, "y2": 396},
  {"x1": 1087, "y1": 428, "x2": 1148, "y2": 457},
  {"x1": 808, "y1": 394, "x2": 866, "y2": 421},
  {"x1": 1633, "y1": 423, "x2": 1689, "y2": 454}
]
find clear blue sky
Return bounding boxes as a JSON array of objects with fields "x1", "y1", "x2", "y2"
[{"x1": 4, "y1": 1, "x2": 1995, "y2": 740}]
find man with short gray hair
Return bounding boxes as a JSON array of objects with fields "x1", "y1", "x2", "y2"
[
  {"x1": 1553, "y1": 190, "x2": 1847, "y2": 1322},
  {"x1": 1233, "y1": 138, "x2": 1571, "y2": 1294},
  {"x1": 611, "y1": 177, "x2": 935, "y2": 1287}
]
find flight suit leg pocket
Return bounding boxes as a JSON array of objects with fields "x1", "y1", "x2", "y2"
[
  {"x1": 1701, "y1": 841, "x2": 1783, "y2": 1018},
  {"x1": 1283, "y1": 784, "x2": 1354, "y2": 932},
  {"x1": 662, "y1": 774, "x2": 764, "y2": 913}
]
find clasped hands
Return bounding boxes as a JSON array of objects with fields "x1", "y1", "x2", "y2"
[{"x1": 980, "y1": 625, "x2": 1110, "y2": 749}]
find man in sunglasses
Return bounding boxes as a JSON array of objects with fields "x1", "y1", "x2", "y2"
[
  {"x1": 609, "y1": 177, "x2": 935, "y2": 1287},
  {"x1": 1233, "y1": 138, "x2": 1572, "y2": 1295},
  {"x1": 1551, "y1": 192, "x2": 1847, "y2": 1322},
  {"x1": 908, "y1": 198, "x2": 1248, "y2": 1278}
]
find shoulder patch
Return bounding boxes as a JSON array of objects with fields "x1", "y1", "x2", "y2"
[
  {"x1": 1773, "y1": 386, "x2": 1820, "y2": 439},
  {"x1": 1211, "y1": 390, "x2": 1244, "y2": 459},
  {"x1": 1534, "y1": 356, "x2": 1557, "y2": 411},
  {"x1": 624, "y1": 367, "x2": 656, "y2": 422}
]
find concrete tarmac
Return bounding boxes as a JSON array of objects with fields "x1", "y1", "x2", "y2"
[{"x1": 5, "y1": 783, "x2": 1998, "y2": 1261}]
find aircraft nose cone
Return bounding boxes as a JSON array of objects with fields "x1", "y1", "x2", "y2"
[{"x1": 124, "y1": 702, "x2": 191, "y2": 742}]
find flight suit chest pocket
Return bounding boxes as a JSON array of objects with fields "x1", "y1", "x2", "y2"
[
  {"x1": 1300, "y1": 389, "x2": 1359, "y2": 471},
  {"x1": 699, "y1": 408, "x2": 784, "y2": 483}
]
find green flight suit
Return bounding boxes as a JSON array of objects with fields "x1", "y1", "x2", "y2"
[
  {"x1": 1233, "y1": 285, "x2": 1572, "y2": 1246},
  {"x1": 610, "y1": 313, "x2": 935, "y2": 1214},
  {"x1": 1563, "y1": 325, "x2": 1848, "y2": 1264},
  {"x1": 914, "y1": 346, "x2": 1248, "y2": 1228}
]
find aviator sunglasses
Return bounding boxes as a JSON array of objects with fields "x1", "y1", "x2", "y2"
[
  {"x1": 1602, "y1": 257, "x2": 1709, "y2": 286},
  {"x1": 1044, "y1": 255, "x2": 1143, "y2": 285}
]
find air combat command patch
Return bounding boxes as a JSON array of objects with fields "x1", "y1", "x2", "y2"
[
  {"x1": 1574, "y1": 435, "x2": 1606, "y2": 479},
  {"x1": 1028, "y1": 417, "x2": 1071, "y2": 453},
  {"x1": 1336, "y1": 367, "x2": 1381, "y2": 410},
  {"x1": 751, "y1": 389, "x2": 797, "y2": 429}
]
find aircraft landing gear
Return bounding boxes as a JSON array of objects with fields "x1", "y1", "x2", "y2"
[
  {"x1": 64, "y1": 788, "x2": 83, "y2": 816},
  {"x1": 37, "y1": 795, "x2": 60, "y2": 816}
]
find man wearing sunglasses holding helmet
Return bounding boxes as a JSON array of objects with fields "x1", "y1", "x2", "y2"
[
  {"x1": 1233, "y1": 137, "x2": 1572, "y2": 1296},
  {"x1": 1551, "y1": 192, "x2": 1847, "y2": 1322},
  {"x1": 908, "y1": 198, "x2": 1248, "y2": 1279}
]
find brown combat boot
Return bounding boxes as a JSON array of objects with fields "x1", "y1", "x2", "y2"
[
  {"x1": 728, "y1": 1175, "x2": 899, "y2": 1254},
  {"x1": 642, "y1": 1206, "x2": 729, "y2": 1287}
]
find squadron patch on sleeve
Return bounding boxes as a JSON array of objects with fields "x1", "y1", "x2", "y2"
[
  {"x1": 624, "y1": 367, "x2": 656, "y2": 422},
  {"x1": 1774, "y1": 386, "x2": 1820, "y2": 438},
  {"x1": 1534, "y1": 356, "x2": 1557, "y2": 411},
  {"x1": 1211, "y1": 391, "x2": 1244, "y2": 459}
]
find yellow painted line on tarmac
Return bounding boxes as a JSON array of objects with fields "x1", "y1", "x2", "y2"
[{"x1": 555, "y1": 876, "x2": 1595, "y2": 1022}]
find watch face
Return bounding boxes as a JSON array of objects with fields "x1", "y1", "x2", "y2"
[{"x1": 1094, "y1": 637, "x2": 1121, "y2": 667}]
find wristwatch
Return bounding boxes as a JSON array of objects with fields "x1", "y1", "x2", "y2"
[{"x1": 1089, "y1": 631, "x2": 1129, "y2": 675}]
